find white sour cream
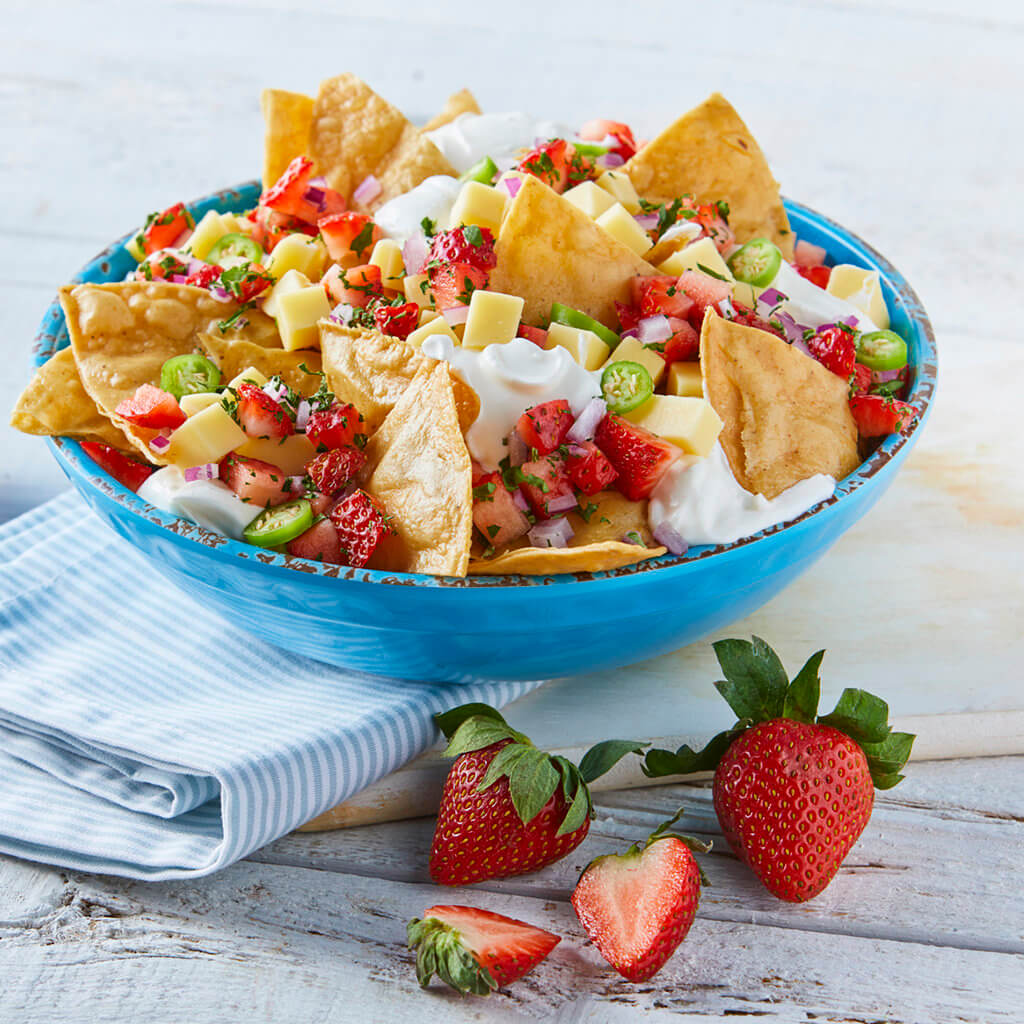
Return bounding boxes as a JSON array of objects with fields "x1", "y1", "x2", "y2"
[
  {"x1": 373, "y1": 175, "x2": 464, "y2": 244},
  {"x1": 425, "y1": 112, "x2": 571, "y2": 174},
  {"x1": 648, "y1": 443, "x2": 836, "y2": 547},
  {"x1": 421, "y1": 336, "x2": 600, "y2": 469},
  {"x1": 138, "y1": 467, "x2": 258, "y2": 540},
  {"x1": 769, "y1": 261, "x2": 879, "y2": 333}
]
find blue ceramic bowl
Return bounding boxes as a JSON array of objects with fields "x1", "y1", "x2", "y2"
[{"x1": 36, "y1": 182, "x2": 937, "y2": 682}]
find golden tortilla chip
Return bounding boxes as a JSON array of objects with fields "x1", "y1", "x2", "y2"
[
  {"x1": 362, "y1": 362, "x2": 473, "y2": 576},
  {"x1": 62, "y1": 282, "x2": 245, "y2": 463},
  {"x1": 11, "y1": 347, "x2": 131, "y2": 450},
  {"x1": 199, "y1": 331, "x2": 324, "y2": 397},
  {"x1": 624, "y1": 93, "x2": 793, "y2": 258},
  {"x1": 423, "y1": 88, "x2": 481, "y2": 131},
  {"x1": 489, "y1": 175, "x2": 656, "y2": 328},
  {"x1": 700, "y1": 311, "x2": 860, "y2": 499},
  {"x1": 565, "y1": 490, "x2": 657, "y2": 547},
  {"x1": 469, "y1": 541, "x2": 665, "y2": 576},
  {"x1": 310, "y1": 74, "x2": 455, "y2": 213},
  {"x1": 319, "y1": 321, "x2": 479, "y2": 433},
  {"x1": 261, "y1": 88, "x2": 315, "y2": 192}
]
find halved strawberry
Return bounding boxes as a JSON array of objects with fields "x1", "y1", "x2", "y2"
[
  {"x1": 408, "y1": 905, "x2": 560, "y2": 995},
  {"x1": 807, "y1": 325, "x2": 856, "y2": 378},
  {"x1": 677, "y1": 269, "x2": 733, "y2": 328},
  {"x1": 849, "y1": 395, "x2": 916, "y2": 437},
  {"x1": 473, "y1": 471, "x2": 530, "y2": 547},
  {"x1": 329, "y1": 488, "x2": 395, "y2": 568},
  {"x1": 565, "y1": 441, "x2": 618, "y2": 495},
  {"x1": 660, "y1": 318, "x2": 700, "y2": 363},
  {"x1": 261, "y1": 156, "x2": 345, "y2": 226},
  {"x1": 136, "y1": 202, "x2": 194, "y2": 256},
  {"x1": 428, "y1": 263, "x2": 488, "y2": 310},
  {"x1": 305, "y1": 403, "x2": 366, "y2": 451},
  {"x1": 637, "y1": 275, "x2": 696, "y2": 320},
  {"x1": 286, "y1": 517, "x2": 343, "y2": 564},
  {"x1": 594, "y1": 414, "x2": 681, "y2": 501},
  {"x1": 306, "y1": 446, "x2": 365, "y2": 495},
  {"x1": 516, "y1": 138, "x2": 593, "y2": 193},
  {"x1": 318, "y1": 212, "x2": 381, "y2": 263},
  {"x1": 184, "y1": 262, "x2": 223, "y2": 289},
  {"x1": 518, "y1": 454, "x2": 576, "y2": 519},
  {"x1": 517, "y1": 399, "x2": 573, "y2": 456},
  {"x1": 80, "y1": 442, "x2": 154, "y2": 492},
  {"x1": 729, "y1": 305, "x2": 786, "y2": 341},
  {"x1": 218, "y1": 263, "x2": 274, "y2": 303},
  {"x1": 323, "y1": 263, "x2": 383, "y2": 308},
  {"x1": 428, "y1": 226, "x2": 497, "y2": 272},
  {"x1": 579, "y1": 118, "x2": 639, "y2": 161},
  {"x1": 252, "y1": 205, "x2": 317, "y2": 252},
  {"x1": 517, "y1": 324, "x2": 548, "y2": 348},
  {"x1": 373, "y1": 300, "x2": 419, "y2": 340},
  {"x1": 615, "y1": 300, "x2": 641, "y2": 332},
  {"x1": 222, "y1": 454, "x2": 292, "y2": 508},
  {"x1": 849, "y1": 362, "x2": 873, "y2": 396},
  {"x1": 232, "y1": 383, "x2": 294, "y2": 439},
  {"x1": 796, "y1": 264, "x2": 832, "y2": 289},
  {"x1": 114, "y1": 384, "x2": 186, "y2": 430},
  {"x1": 693, "y1": 201, "x2": 735, "y2": 254}
]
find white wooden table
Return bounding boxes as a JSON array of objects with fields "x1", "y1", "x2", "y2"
[{"x1": 3, "y1": 2, "x2": 1022, "y2": 1021}]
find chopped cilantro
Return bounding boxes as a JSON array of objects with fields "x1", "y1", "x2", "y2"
[{"x1": 696, "y1": 263, "x2": 729, "y2": 282}]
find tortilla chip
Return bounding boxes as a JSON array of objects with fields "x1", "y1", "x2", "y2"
[
  {"x1": 11, "y1": 347, "x2": 131, "y2": 450},
  {"x1": 309, "y1": 74, "x2": 455, "y2": 213},
  {"x1": 469, "y1": 541, "x2": 665, "y2": 576},
  {"x1": 319, "y1": 321, "x2": 479, "y2": 433},
  {"x1": 624, "y1": 93, "x2": 793, "y2": 257},
  {"x1": 489, "y1": 176, "x2": 656, "y2": 329},
  {"x1": 199, "y1": 331, "x2": 325, "y2": 397},
  {"x1": 700, "y1": 311, "x2": 860, "y2": 499},
  {"x1": 261, "y1": 88, "x2": 315, "y2": 192},
  {"x1": 62, "y1": 282, "x2": 246, "y2": 463},
  {"x1": 362, "y1": 362, "x2": 473, "y2": 576},
  {"x1": 423, "y1": 88, "x2": 481, "y2": 131},
  {"x1": 565, "y1": 490, "x2": 657, "y2": 547}
]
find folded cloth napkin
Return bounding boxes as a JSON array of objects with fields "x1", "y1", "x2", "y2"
[{"x1": 0, "y1": 491, "x2": 543, "y2": 880}]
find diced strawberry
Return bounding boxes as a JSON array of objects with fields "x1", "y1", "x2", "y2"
[
  {"x1": 806, "y1": 325, "x2": 856, "y2": 378},
  {"x1": 794, "y1": 240, "x2": 827, "y2": 269},
  {"x1": 330, "y1": 489, "x2": 395, "y2": 568},
  {"x1": 286, "y1": 517, "x2": 344, "y2": 564},
  {"x1": 579, "y1": 119, "x2": 639, "y2": 161},
  {"x1": 678, "y1": 270, "x2": 733, "y2": 329},
  {"x1": 472, "y1": 471, "x2": 530, "y2": 547},
  {"x1": 428, "y1": 263, "x2": 488, "y2": 310},
  {"x1": 80, "y1": 442, "x2": 154, "y2": 492},
  {"x1": 233, "y1": 383, "x2": 294, "y2": 440},
  {"x1": 306, "y1": 446, "x2": 366, "y2": 495},
  {"x1": 307, "y1": 491, "x2": 334, "y2": 516},
  {"x1": 850, "y1": 363, "x2": 873, "y2": 396},
  {"x1": 261, "y1": 156, "x2": 346, "y2": 226},
  {"x1": 518, "y1": 455, "x2": 576, "y2": 519},
  {"x1": 428, "y1": 226, "x2": 497, "y2": 272},
  {"x1": 252, "y1": 205, "x2": 317, "y2": 252},
  {"x1": 637, "y1": 276, "x2": 695, "y2": 320},
  {"x1": 660, "y1": 318, "x2": 700, "y2": 362},
  {"x1": 517, "y1": 324, "x2": 548, "y2": 348},
  {"x1": 305, "y1": 403, "x2": 367, "y2": 451},
  {"x1": 516, "y1": 139, "x2": 593, "y2": 194},
  {"x1": 849, "y1": 395, "x2": 916, "y2": 438},
  {"x1": 318, "y1": 212, "x2": 381, "y2": 263},
  {"x1": 615, "y1": 301, "x2": 642, "y2": 333},
  {"x1": 373, "y1": 301, "x2": 419, "y2": 340},
  {"x1": 795, "y1": 264, "x2": 831, "y2": 289},
  {"x1": 138, "y1": 202, "x2": 194, "y2": 256},
  {"x1": 565, "y1": 441, "x2": 618, "y2": 495},
  {"x1": 115, "y1": 384, "x2": 186, "y2": 430},
  {"x1": 133, "y1": 249, "x2": 190, "y2": 283},
  {"x1": 222, "y1": 455, "x2": 292, "y2": 508},
  {"x1": 517, "y1": 400, "x2": 574, "y2": 456},
  {"x1": 693, "y1": 201, "x2": 735, "y2": 255},
  {"x1": 218, "y1": 263, "x2": 274, "y2": 303},
  {"x1": 594, "y1": 414, "x2": 681, "y2": 501},
  {"x1": 184, "y1": 262, "x2": 222, "y2": 289},
  {"x1": 323, "y1": 263, "x2": 384, "y2": 308},
  {"x1": 729, "y1": 305, "x2": 787, "y2": 340}
]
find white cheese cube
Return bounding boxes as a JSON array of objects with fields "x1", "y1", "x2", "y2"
[
  {"x1": 623, "y1": 395, "x2": 722, "y2": 456},
  {"x1": 562, "y1": 180, "x2": 617, "y2": 219},
  {"x1": 186, "y1": 210, "x2": 232, "y2": 261},
  {"x1": 276, "y1": 284, "x2": 332, "y2": 351},
  {"x1": 601, "y1": 336, "x2": 665, "y2": 387},
  {"x1": 595, "y1": 171, "x2": 641, "y2": 214},
  {"x1": 546, "y1": 323, "x2": 612, "y2": 371},
  {"x1": 461, "y1": 290, "x2": 524, "y2": 350},
  {"x1": 826, "y1": 265, "x2": 890, "y2": 329},
  {"x1": 369, "y1": 239, "x2": 405, "y2": 290},
  {"x1": 266, "y1": 233, "x2": 327, "y2": 282},
  {"x1": 448, "y1": 181, "x2": 507, "y2": 236},
  {"x1": 406, "y1": 315, "x2": 460, "y2": 350},
  {"x1": 667, "y1": 362, "x2": 703, "y2": 398},
  {"x1": 596, "y1": 203, "x2": 651, "y2": 256},
  {"x1": 179, "y1": 392, "x2": 222, "y2": 417},
  {"x1": 226, "y1": 365, "x2": 269, "y2": 390},
  {"x1": 261, "y1": 268, "x2": 312, "y2": 319},
  {"x1": 166, "y1": 403, "x2": 248, "y2": 468}
]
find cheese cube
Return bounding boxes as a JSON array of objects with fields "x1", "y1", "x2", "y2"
[
  {"x1": 595, "y1": 171, "x2": 641, "y2": 214},
  {"x1": 261, "y1": 268, "x2": 312, "y2": 319},
  {"x1": 419, "y1": 308, "x2": 441, "y2": 326},
  {"x1": 266, "y1": 233, "x2": 327, "y2": 282},
  {"x1": 406, "y1": 315, "x2": 460, "y2": 350},
  {"x1": 235, "y1": 433, "x2": 316, "y2": 475},
  {"x1": 546, "y1": 323, "x2": 612, "y2": 371},
  {"x1": 449, "y1": 181, "x2": 507, "y2": 236},
  {"x1": 226, "y1": 365, "x2": 268, "y2": 390},
  {"x1": 276, "y1": 284, "x2": 332, "y2": 351},
  {"x1": 186, "y1": 210, "x2": 232, "y2": 261},
  {"x1": 623, "y1": 395, "x2": 722, "y2": 456},
  {"x1": 596, "y1": 203, "x2": 651, "y2": 256},
  {"x1": 667, "y1": 362, "x2": 704, "y2": 399},
  {"x1": 404, "y1": 273, "x2": 432, "y2": 310},
  {"x1": 166, "y1": 403, "x2": 247, "y2": 468},
  {"x1": 826, "y1": 265, "x2": 890, "y2": 329},
  {"x1": 179, "y1": 392, "x2": 223, "y2": 417},
  {"x1": 369, "y1": 238, "x2": 405, "y2": 290},
  {"x1": 657, "y1": 237, "x2": 757, "y2": 309},
  {"x1": 562, "y1": 180, "x2": 617, "y2": 220},
  {"x1": 601, "y1": 336, "x2": 665, "y2": 387},
  {"x1": 462, "y1": 290, "x2": 524, "y2": 350}
]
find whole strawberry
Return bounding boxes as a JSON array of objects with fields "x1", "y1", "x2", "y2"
[
  {"x1": 571, "y1": 810, "x2": 709, "y2": 982},
  {"x1": 644, "y1": 637, "x2": 915, "y2": 902},
  {"x1": 430, "y1": 703, "x2": 645, "y2": 886}
]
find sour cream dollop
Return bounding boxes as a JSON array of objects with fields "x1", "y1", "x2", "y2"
[
  {"x1": 137, "y1": 467, "x2": 258, "y2": 540},
  {"x1": 421, "y1": 336, "x2": 600, "y2": 469},
  {"x1": 425, "y1": 112, "x2": 571, "y2": 174},
  {"x1": 648, "y1": 443, "x2": 836, "y2": 547},
  {"x1": 373, "y1": 175, "x2": 463, "y2": 244},
  {"x1": 769, "y1": 261, "x2": 879, "y2": 333}
]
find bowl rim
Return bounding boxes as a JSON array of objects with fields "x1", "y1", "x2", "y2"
[{"x1": 35, "y1": 183, "x2": 937, "y2": 590}]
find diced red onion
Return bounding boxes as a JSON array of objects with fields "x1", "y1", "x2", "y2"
[
  {"x1": 402, "y1": 231, "x2": 430, "y2": 275},
  {"x1": 353, "y1": 174, "x2": 382, "y2": 206},
  {"x1": 546, "y1": 492, "x2": 579, "y2": 515},
  {"x1": 170, "y1": 274, "x2": 188, "y2": 284},
  {"x1": 717, "y1": 296, "x2": 736, "y2": 319},
  {"x1": 794, "y1": 240, "x2": 827, "y2": 268},
  {"x1": 653, "y1": 520, "x2": 688, "y2": 555},
  {"x1": 792, "y1": 336, "x2": 814, "y2": 359},
  {"x1": 288, "y1": 475, "x2": 306, "y2": 495},
  {"x1": 303, "y1": 186, "x2": 326, "y2": 211},
  {"x1": 329, "y1": 303, "x2": 355, "y2": 326},
  {"x1": 637, "y1": 315, "x2": 672, "y2": 345},
  {"x1": 184, "y1": 463, "x2": 219, "y2": 483},
  {"x1": 620, "y1": 327, "x2": 638, "y2": 340},
  {"x1": 757, "y1": 288, "x2": 789, "y2": 309},
  {"x1": 209, "y1": 284, "x2": 233, "y2": 303},
  {"x1": 774, "y1": 311, "x2": 810, "y2": 345},
  {"x1": 512, "y1": 490, "x2": 529, "y2": 512},
  {"x1": 528, "y1": 516, "x2": 574, "y2": 549},
  {"x1": 442, "y1": 304, "x2": 471, "y2": 325},
  {"x1": 566, "y1": 397, "x2": 607, "y2": 443},
  {"x1": 872, "y1": 367, "x2": 905, "y2": 383},
  {"x1": 621, "y1": 531, "x2": 645, "y2": 546},
  {"x1": 506, "y1": 428, "x2": 529, "y2": 467},
  {"x1": 294, "y1": 399, "x2": 311, "y2": 431},
  {"x1": 262, "y1": 381, "x2": 289, "y2": 404},
  {"x1": 499, "y1": 176, "x2": 522, "y2": 199},
  {"x1": 149, "y1": 434, "x2": 170, "y2": 452},
  {"x1": 598, "y1": 153, "x2": 625, "y2": 169},
  {"x1": 308, "y1": 175, "x2": 328, "y2": 189},
  {"x1": 565, "y1": 442, "x2": 588, "y2": 457},
  {"x1": 633, "y1": 213, "x2": 659, "y2": 231},
  {"x1": 841, "y1": 315, "x2": 860, "y2": 328}
]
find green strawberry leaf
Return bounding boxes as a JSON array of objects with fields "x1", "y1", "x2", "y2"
[
  {"x1": 442, "y1": 716, "x2": 524, "y2": 759},
  {"x1": 477, "y1": 742, "x2": 532, "y2": 792},
  {"x1": 641, "y1": 724, "x2": 749, "y2": 778},
  {"x1": 783, "y1": 649, "x2": 825, "y2": 723},
  {"x1": 556, "y1": 776, "x2": 591, "y2": 836},
  {"x1": 861, "y1": 730, "x2": 915, "y2": 786},
  {"x1": 713, "y1": 636, "x2": 789, "y2": 722},
  {"x1": 435, "y1": 702, "x2": 509, "y2": 741},
  {"x1": 577, "y1": 739, "x2": 649, "y2": 784},
  {"x1": 818, "y1": 688, "x2": 892, "y2": 745},
  {"x1": 408, "y1": 917, "x2": 497, "y2": 995},
  {"x1": 507, "y1": 748, "x2": 560, "y2": 824}
]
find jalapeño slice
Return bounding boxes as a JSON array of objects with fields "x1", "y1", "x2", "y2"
[
  {"x1": 572, "y1": 141, "x2": 610, "y2": 158},
  {"x1": 727, "y1": 238, "x2": 783, "y2": 287},
  {"x1": 243, "y1": 499, "x2": 312, "y2": 549},
  {"x1": 459, "y1": 155, "x2": 499, "y2": 186},
  {"x1": 550, "y1": 302, "x2": 620, "y2": 349},
  {"x1": 159, "y1": 353, "x2": 222, "y2": 399},
  {"x1": 601, "y1": 361, "x2": 654, "y2": 415},
  {"x1": 856, "y1": 329, "x2": 908, "y2": 372},
  {"x1": 207, "y1": 232, "x2": 264, "y2": 264}
]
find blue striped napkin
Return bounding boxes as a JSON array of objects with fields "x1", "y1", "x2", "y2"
[{"x1": 0, "y1": 491, "x2": 542, "y2": 880}]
